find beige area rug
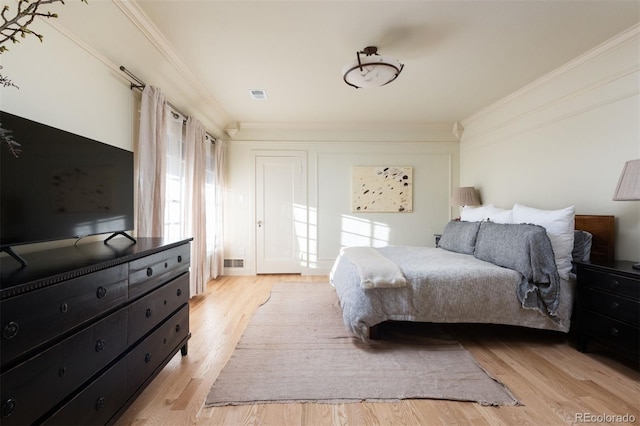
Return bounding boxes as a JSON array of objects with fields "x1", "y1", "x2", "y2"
[{"x1": 205, "y1": 282, "x2": 519, "y2": 407}]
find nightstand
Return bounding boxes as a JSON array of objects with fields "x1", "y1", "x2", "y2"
[{"x1": 574, "y1": 260, "x2": 639, "y2": 363}]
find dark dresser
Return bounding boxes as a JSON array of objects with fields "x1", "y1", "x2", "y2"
[
  {"x1": 574, "y1": 260, "x2": 639, "y2": 363},
  {"x1": 0, "y1": 237, "x2": 191, "y2": 425}
]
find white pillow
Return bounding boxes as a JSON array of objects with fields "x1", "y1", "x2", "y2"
[
  {"x1": 512, "y1": 203, "x2": 575, "y2": 279},
  {"x1": 460, "y1": 205, "x2": 492, "y2": 222},
  {"x1": 485, "y1": 205, "x2": 513, "y2": 224}
]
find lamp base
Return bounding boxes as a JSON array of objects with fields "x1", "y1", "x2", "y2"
[{"x1": 633, "y1": 262, "x2": 640, "y2": 270}]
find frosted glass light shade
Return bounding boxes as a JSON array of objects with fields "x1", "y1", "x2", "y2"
[{"x1": 343, "y1": 54, "x2": 403, "y2": 89}]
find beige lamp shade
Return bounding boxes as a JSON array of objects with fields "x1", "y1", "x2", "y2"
[
  {"x1": 450, "y1": 187, "x2": 481, "y2": 206},
  {"x1": 613, "y1": 159, "x2": 640, "y2": 201}
]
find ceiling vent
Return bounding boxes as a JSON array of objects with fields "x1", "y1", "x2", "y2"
[{"x1": 249, "y1": 89, "x2": 267, "y2": 100}]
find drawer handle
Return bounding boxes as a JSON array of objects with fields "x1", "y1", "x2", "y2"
[
  {"x1": 95, "y1": 339, "x2": 106, "y2": 352},
  {"x1": 146, "y1": 308, "x2": 153, "y2": 318},
  {"x1": 610, "y1": 328, "x2": 619, "y2": 337},
  {"x1": 610, "y1": 302, "x2": 619, "y2": 311},
  {"x1": 177, "y1": 255, "x2": 182, "y2": 263},
  {"x1": 2, "y1": 398, "x2": 16, "y2": 418},
  {"x1": 175, "y1": 324, "x2": 181, "y2": 333},
  {"x1": 95, "y1": 397, "x2": 105, "y2": 411},
  {"x1": 177, "y1": 288, "x2": 182, "y2": 297},
  {"x1": 2, "y1": 322, "x2": 19, "y2": 340},
  {"x1": 609, "y1": 280, "x2": 619, "y2": 289},
  {"x1": 60, "y1": 303, "x2": 68, "y2": 314},
  {"x1": 96, "y1": 286, "x2": 107, "y2": 299},
  {"x1": 58, "y1": 367, "x2": 66, "y2": 378},
  {"x1": 145, "y1": 353, "x2": 152, "y2": 363}
]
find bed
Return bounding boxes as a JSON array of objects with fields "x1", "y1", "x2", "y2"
[{"x1": 330, "y1": 208, "x2": 614, "y2": 342}]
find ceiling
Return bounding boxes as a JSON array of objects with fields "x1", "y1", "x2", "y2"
[{"x1": 52, "y1": 0, "x2": 640, "y2": 137}]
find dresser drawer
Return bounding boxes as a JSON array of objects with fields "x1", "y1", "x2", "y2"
[
  {"x1": 129, "y1": 244, "x2": 190, "y2": 300},
  {"x1": 43, "y1": 358, "x2": 128, "y2": 426},
  {"x1": 578, "y1": 310, "x2": 639, "y2": 356},
  {"x1": 0, "y1": 308, "x2": 128, "y2": 425},
  {"x1": 581, "y1": 287, "x2": 639, "y2": 325},
  {"x1": 0, "y1": 265, "x2": 128, "y2": 365},
  {"x1": 127, "y1": 304, "x2": 189, "y2": 396},
  {"x1": 579, "y1": 268, "x2": 640, "y2": 300},
  {"x1": 127, "y1": 272, "x2": 189, "y2": 345}
]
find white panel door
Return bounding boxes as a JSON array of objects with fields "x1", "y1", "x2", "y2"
[{"x1": 256, "y1": 155, "x2": 305, "y2": 274}]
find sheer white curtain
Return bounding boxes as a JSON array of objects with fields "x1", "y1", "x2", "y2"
[
  {"x1": 137, "y1": 86, "x2": 224, "y2": 297},
  {"x1": 184, "y1": 117, "x2": 207, "y2": 296},
  {"x1": 183, "y1": 117, "x2": 224, "y2": 296},
  {"x1": 136, "y1": 86, "x2": 166, "y2": 237},
  {"x1": 208, "y1": 137, "x2": 225, "y2": 279}
]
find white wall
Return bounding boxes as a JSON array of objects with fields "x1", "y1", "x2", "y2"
[
  {"x1": 224, "y1": 126, "x2": 459, "y2": 275},
  {"x1": 1, "y1": 18, "x2": 134, "y2": 150},
  {"x1": 460, "y1": 25, "x2": 640, "y2": 261}
]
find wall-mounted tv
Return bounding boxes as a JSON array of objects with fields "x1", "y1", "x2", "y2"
[{"x1": 0, "y1": 111, "x2": 135, "y2": 256}]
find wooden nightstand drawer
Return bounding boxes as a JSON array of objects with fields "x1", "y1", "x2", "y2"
[
  {"x1": 580, "y1": 287, "x2": 639, "y2": 325},
  {"x1": 578, "y1": 310, "x2": 639, "y2": 357},
  {"x1": 580, "y1": 268, "x2": 639, "y2": 299},
  {"x1": 574, "y1": 260, "x2": 640, "y2": 363}
]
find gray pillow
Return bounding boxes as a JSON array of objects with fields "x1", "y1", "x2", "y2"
[
  {"x1": 438, "y1": 220, "x2": 481, "y2": 254},
  {"x1": 572, "y1": 230, "x2": 593, "y2": 263}
]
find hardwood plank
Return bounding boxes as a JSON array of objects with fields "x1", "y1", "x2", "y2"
[{"x1": 115, "y1": 275, "x2": 640, "y2": 426}]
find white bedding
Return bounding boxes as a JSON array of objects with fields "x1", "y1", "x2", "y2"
[{"x1": 341, "y1": 246, "x2": 407, "y2": 289}]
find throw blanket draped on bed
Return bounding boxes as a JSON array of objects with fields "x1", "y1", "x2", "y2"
[
  {"x1": 474, "y1": 222, "x2": 560, "y2": 316},
  {"x1": 342, "y1": 246, "x2": 407, "y2": 289}
]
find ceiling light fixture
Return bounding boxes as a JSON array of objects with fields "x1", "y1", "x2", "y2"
[{"x1": 342, "y1": 46, "x2": 404, "y2": 89}]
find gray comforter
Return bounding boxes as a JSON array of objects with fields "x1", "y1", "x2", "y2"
[{"x1": 330, "y1": 246, "x2": 574, "y2": 342}]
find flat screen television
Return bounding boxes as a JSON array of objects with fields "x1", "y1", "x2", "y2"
[{"x1": 0, "y1": 111, "x2": 135, "y2": 262}]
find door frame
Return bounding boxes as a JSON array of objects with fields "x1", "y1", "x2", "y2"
[{"x1": 253, "y1": 150, "x2": 308, "y2": 274}]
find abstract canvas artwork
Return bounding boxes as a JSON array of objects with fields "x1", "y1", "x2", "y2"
[{"x1": 352, "y1": 166, "x2": 412, "y2": 212}]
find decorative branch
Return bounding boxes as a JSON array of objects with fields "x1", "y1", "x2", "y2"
[
  {"x1": 0, "y1": 0, "x2": 87, "y2": 54},
  {"x1": 0, "y1": 65, "x2": 18, "y2": 88}
]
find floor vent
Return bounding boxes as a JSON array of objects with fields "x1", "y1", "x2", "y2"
[{"x1": 224, "y1": 259, "x2": 245, "y2": 268}]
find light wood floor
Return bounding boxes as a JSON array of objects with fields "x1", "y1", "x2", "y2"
[{"x1": 116, "y1": 275, "x2": 639, "y2": 426}]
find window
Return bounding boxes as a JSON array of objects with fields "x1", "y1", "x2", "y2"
[{"x1": 164, "y1": 108, "x2": 185, "y2": 240}]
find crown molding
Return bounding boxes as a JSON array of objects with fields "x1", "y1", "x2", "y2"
[
  {"x1": 112, "y1": 0, "x2": 231, "y2": 134},
  {"x1": 462, "y1": 23, "x2": 640, "y2": 127},
  {"x1": 44, "y1": 19, "x2": 123, "y2": 77},
  {"x1": 231, "y1": 121, "x2": 461, "y2": 143},
  {"x1": 239, "y1": 121, "x2": 455, "y2": 132}
]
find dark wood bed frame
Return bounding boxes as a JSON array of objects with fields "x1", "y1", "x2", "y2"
[{"x1": 575, "y1": 214, "x2": 615, "y2": 264}]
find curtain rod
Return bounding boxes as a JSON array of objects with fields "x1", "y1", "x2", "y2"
[{"x1": 120, "y1": 65, "x2": 216, "y2": 142}]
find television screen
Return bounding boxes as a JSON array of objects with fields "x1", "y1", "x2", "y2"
[{"x1": 0, "y1": 111, "x2": 134, "y2": 247}]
